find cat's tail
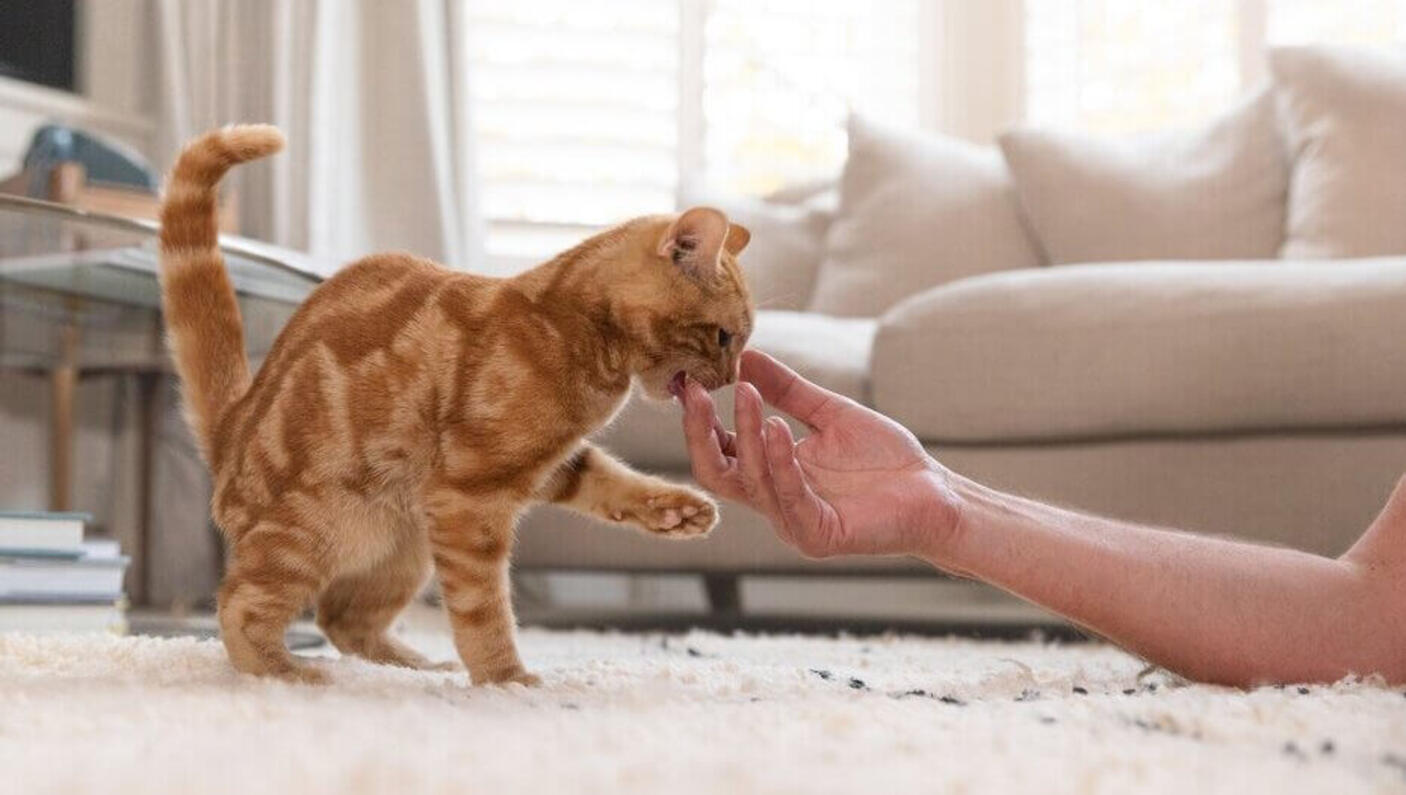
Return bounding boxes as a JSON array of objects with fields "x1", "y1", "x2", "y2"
[{"x1": 158, "y1": 124, "x2": 284, "y2": 461}]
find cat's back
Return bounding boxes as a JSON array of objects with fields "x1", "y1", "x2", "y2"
[
  {"x1": 302, "y1": 251, "x2": 451, "y2": 327},
  {"x1": 211, "y1": 253, "x2": 486, "y2": 486},
  {"x1": 252, "y1": 252, "x2": 454, "y2": 385}
]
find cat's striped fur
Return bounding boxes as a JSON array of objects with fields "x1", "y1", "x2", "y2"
[{"x1": 158, "y1": 125, "x2": 752, "y2": 685}]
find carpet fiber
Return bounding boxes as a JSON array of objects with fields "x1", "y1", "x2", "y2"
[{"x1": 2, "y1": 627, "x2": 1405, "y2": 793}]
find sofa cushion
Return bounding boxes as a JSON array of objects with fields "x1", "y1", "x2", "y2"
[
  {"x1": 807, "y1": 115, "x2": 1043, "y2": 318},
  {"x1": 871, "y1": 258, "x2": 1406, "y2": 443},
  {"x1": 1270, "y1": 46, "x2": 1406, "y2": 259},
  {"x1": 594, "y1": 311, "x2": 877, "y2": 468},
  {"x1": 998, "y1": 90, "x2": 1289, "y2": 265},
  {"x1": 679, "y1": 185, "x2": 832, "y2": 311}
]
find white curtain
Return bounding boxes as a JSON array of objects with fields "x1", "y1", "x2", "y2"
[{"x1": 153, "y1": 0, "x2": 485, "y2": 270}]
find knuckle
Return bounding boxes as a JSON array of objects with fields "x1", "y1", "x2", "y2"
[
  {"x1": 713, "y1": 475, "x2": 745, "y2": 502},
  {"x1": 690, "y1": 467, "x2": 717, "y2": 490},
  {"x1": 742, "y1": 462, "x2": 767, "y2": 484},
  {"x1": 775, "y1": 489, "x2": 800, "y2": 510},
  {"x1": 776, "y1": 469, "x2": 798, "y2": 495}
]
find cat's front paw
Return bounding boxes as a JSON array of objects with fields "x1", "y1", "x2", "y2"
[{"x1": 632, "y1": 487, "x2": 718, "y2": 538}]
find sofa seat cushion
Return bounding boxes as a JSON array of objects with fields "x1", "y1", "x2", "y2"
[
  {"x1": 871, "y1": 258, "x2": 1406, "y2": 443},
  {"x1": 594, "y1": 311, "x2": 877, "y2": 469}
]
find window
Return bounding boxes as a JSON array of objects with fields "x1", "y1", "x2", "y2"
[
  {"x1": 702, "y1": 0, "x2": 919, "y2": 197},
  {"x1": 1266, "y1": 0, "x2": 1406, "y2": 45},
  {"x1": 466, "y1": 1, "x2": 679, "y2": 262},
  {"x1": 1024, "y1": 1, "x2": 1240, "y2": 133},
  {"x1": 1024, "y1": 0, "x2": 1406, "y2": 134},
  {"x1": 466, "y1": 0, "x2": 919, "y2": 267}
]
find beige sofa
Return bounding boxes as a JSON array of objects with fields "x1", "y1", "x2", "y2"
[{"x1": 517, "y1": 46, "x2": 1406, "y2": 604}]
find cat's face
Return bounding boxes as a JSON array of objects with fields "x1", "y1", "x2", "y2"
[{"x1": 617, "y1": 207, "x2": 755, "y2": 401}]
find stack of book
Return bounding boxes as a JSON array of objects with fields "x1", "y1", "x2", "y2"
[{"x1": 0, "y1": 510, "x2": 129, "y2": 635}]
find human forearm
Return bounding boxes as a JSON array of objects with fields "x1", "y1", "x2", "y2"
[
  {"x1": 680, "y1": 351, "x2": 1406, "y2": 686},
  {"x1": 924, "y1": 476, "x2": 1406, "y2": 686}
]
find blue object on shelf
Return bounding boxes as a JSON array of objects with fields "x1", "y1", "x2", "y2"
[{"x1": 21, "y1": 124, "x2": 157, "y2": 197}]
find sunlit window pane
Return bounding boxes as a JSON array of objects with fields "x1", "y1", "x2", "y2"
[
  {"x1": 467, "y1": 0, "x2": 921, "y2": 264},
  {"x1": 466, "y1": 0, "x2": 681, "y2": 253},
  {"x1": 703, "y1": 0, "x2": 920, "y2": 196},
  {"x1": 1024, "y1": 0, "x2": 1406, "y2": 134},
  {"x1": 1024, "y1": 0, "x2": 1240, "y2": 133},
  {"x1": 1266, "y1": 0, "x2": 1406, "y2": 45}
]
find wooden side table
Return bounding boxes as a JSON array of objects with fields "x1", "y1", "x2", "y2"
[
  {"x1": 1, "y1": 163, "x2": 241, "y2": 512},
  {"x1": 0, "y1": 193, "x2": 324, "y2": 604}
]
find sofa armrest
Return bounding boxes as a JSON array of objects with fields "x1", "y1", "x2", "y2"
[{"x1": 871, "y1": 258, "x2": 1406, "y2": 443}]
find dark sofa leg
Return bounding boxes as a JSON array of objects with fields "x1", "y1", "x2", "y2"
[{"x1": 703, "y1": 574, "x2": 742, "y2": 616}]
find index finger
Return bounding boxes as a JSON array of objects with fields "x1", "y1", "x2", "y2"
[
  {"x1": 739, "y1": 350, "x2": 842, "y2": 430},
  {"x1": 680, "y1": 379, "x2": 731, "y2": 480}
]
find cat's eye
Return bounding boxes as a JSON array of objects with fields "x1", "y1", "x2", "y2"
[{"x1": 717, "y1": 328, "x2": 733, "y2": 348}]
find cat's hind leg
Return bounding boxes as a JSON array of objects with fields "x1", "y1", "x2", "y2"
[
  {"x1": 315, "y1": 532, "x2": 456, "y2": 671},
  {"x1": 217, "y1": 521, "x2": 330, "y2": 684}
]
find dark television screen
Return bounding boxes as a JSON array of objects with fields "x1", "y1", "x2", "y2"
[{"x1": 0, "y1": 0, "x2": 76, "y2": 92}]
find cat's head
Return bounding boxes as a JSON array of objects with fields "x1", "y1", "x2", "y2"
[{"x1": 611, "y1": 206, "x2": 755, "y2": 400}]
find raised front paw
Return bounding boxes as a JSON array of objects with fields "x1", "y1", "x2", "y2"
[{"x1": 611, "y1": 486, "x2": 718, "y2": 538}]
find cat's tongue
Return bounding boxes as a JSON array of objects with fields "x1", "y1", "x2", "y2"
[{"x1": 668, "y1": 371, "x2": 687, "y2": 398}]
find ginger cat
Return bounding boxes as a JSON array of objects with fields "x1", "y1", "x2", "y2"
[{"x1": 158, "y1": 125, "x2": 752, "y2": 685}]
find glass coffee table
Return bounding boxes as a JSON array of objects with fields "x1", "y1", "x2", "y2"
[{"x1": 0, "y1": 193, "x2": 327, "y2": 607}]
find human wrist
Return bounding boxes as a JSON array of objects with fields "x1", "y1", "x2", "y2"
[{"x1": 909, "y1": 466, "x2": 995, "y2": 576}]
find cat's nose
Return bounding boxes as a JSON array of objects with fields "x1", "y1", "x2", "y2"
[{"x1": 724, "y1": 354, "x2": 741, "y2": 385}]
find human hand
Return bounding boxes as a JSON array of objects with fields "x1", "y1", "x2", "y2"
[{"x1": 680, "y1": 350, "x2": 962, "y2": 561}]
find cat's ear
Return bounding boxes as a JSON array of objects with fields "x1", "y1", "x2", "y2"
[
  {"x1": 724, "y1": 222, "x2": 751, "y2": 255},
  {"x1": 658, "y1": 206, "x2": 730, "y2": 277}
]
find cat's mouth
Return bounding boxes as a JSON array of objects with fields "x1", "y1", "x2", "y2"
[
  {"x1": 666, "y1": 368, "x2": 728, "y2": 398},
  {"x1": 668, "y1": 370, "x2": 688, "y2": 398},
  {"x1": 653, "y1": 364, "x2": 732, "y2": 401}
]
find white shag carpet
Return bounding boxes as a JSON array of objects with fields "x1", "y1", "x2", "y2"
[{"x1": 3, "y1": 627, "x2": 1405, "y2": 794}]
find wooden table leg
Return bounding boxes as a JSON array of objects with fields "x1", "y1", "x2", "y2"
[
  {"x1": 129, "y1": 372, "x2": 160, "y2": 607},
  {"x1": 48, "y1": 317, "x2": 79, "y2": 512}
]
